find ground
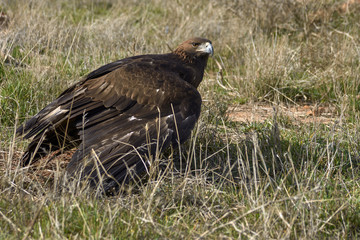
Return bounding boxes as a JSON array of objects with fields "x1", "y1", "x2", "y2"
[
  {"x1": 1, "y1": 0, "x2": 360, "y2": 239},
  {"x1": 228, "y1": 103, "x2": 337, "y2": 124}
]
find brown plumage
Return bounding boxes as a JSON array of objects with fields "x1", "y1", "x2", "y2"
[{"x1": 17, "y1": 37, "x2": 213, "y2": 192}]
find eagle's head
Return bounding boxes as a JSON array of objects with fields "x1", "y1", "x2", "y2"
[{"x1": 174, "y1": 37, "x2": 214, "y2": 62}]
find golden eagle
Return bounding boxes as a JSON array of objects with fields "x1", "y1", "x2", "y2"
[{"x1": 17, "y1": 38, "x2": 213, "y2": 192}]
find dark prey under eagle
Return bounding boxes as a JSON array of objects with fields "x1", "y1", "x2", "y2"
[{"x1": 17, "y1": 38, "x2": 213, "y2": 192}]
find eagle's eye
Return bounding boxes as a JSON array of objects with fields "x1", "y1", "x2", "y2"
[{"x1": 192, "y1": 42, "x2": 200, "y2": 47}]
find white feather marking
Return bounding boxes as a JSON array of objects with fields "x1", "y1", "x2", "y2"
[
  {"x1": 99, "y1": 82, "x2": 107, "y2": 90},
  {"x1": 128, "y1": 116, "x2": 141, "y2": 121},
  {"x1": 113, "y1": 132, "x2": 134, "y2": 144},
  {"x1": 44, "y1": 107, "x2": 68, "y2": 120},
  {"x1": 166, "y1": 114, "x2": 174, "y2": 120},
  {"x1": 75, "y1": 88, "x2": 86, "y2": 96},
  {"x1": 120, "y1": 132, "x2": 134, "y2": 140}
]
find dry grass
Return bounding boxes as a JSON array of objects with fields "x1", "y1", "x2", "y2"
[{"x1": 1, "y1": 0, "x2": 360, "y2": 239}]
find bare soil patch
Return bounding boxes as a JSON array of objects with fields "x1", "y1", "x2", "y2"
[{"x1": 227, "y1": 103, "x2": 339, "y2": 125}]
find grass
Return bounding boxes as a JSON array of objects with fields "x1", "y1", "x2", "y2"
[{"x1": 1, "y1": 0, "x2": 360, "y2": 239}]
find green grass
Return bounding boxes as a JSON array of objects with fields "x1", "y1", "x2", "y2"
[{"x1": 1, "y1": 0, "x2": 360, "y2": 239}]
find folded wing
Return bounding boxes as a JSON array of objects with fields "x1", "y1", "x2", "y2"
[{"x1": 17, "y1": 55, "x2": 202, "y2": 191}]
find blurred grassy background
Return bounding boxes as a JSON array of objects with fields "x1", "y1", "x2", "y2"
[{"x1": 1, "y1": 0, "x2": 360, "y2": 239}]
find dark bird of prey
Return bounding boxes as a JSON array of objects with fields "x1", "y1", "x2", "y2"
[{"x1": 17, "y1": 37, "x2": 213, "y2": 192}]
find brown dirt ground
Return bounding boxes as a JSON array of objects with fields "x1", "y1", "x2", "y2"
[{"x1": 227, "y1": 103, "x2": 339, "y2": 125}]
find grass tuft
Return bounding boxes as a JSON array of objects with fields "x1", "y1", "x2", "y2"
[{"x1": 1, "y1": 0, "x2": 360, "y2": 239}]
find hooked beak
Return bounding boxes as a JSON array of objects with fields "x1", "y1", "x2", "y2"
[{"x1": 196, "y1": 42, "x2": 214, "y2": 57}]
